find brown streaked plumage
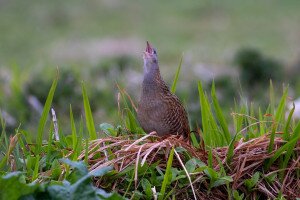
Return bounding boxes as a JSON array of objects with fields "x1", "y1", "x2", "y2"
[{"x1": 137, "y1": 42, "x2": 190, "y2": 138}]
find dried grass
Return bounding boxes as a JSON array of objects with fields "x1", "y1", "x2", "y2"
[{"x1": 80, "y1": 133, "x2": 300, "y2": 199}]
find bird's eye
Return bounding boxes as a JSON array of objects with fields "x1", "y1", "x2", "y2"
[{"x1": 153, "y1": 49, "x2": 157, "y2": 54}]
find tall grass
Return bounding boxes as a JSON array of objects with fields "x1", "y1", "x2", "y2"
[
  {"x1": 82, "y1": 82, "x2": 97, "y2": 140},
  {"x1": 0, "y1": 63, "x2": 299, "y2": 199}
]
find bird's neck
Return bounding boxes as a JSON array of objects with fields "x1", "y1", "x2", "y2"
[
  {"x1": 141, "y1": 69, "x2": 169, "y2": 99},
  {"x1": 143, "y1": 67, "x2": 161, "y2": 83},
  {"x1": 141, "y1": 69, "x2": 163, "y2": 96}
]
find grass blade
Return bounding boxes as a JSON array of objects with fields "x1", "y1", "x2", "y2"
[
  {"x1": 35, "y1": 76, "x2": 58, "y2": 155},
  {"x1": 171, "y1": 55, "x2": 183, "y2": 94},
  {"x1": 266, "y1": 126, "x2": 300, "y2": 170},
  {"x1": 198, "y1": 81, "x2": 223, "y2": 147},
  {"x1": 268, "y1": 87, "x2": 288, "y2": 153},
  {"x1": 84, "y1": 138, "x2": 89, "y2": 164},
  {"x1": 211, "y1": 82, "x2": 231, "y2": 145},
  {"x1": 46, "y1": 122, "x2": 54, "y2": 165},
  {"x1": 125, "y1": 108, "x2": 139, "y2": 134},
  {"x1": 198, "y1": 82, "x2": 211, "y2": 146},
  {"x1": 70, "y1": 105, "x2": 77, "y2": 151},
  {"x1": 81, "y1": 82, "x2": 97, "y2": 140},
  {"x1": 280, "y1": 119, "x2": 300, "y2": 179},
  {"x1": 159, "y1": 147, "x2": 174, "y2": 200},
  {"x1": 258, "y1": 107, "x2": 265, "y2": 136},
  {"x1": 269, "y1": 80, "x2": 275, "y2": 115},
  {"x1": 283, "y1": 103, "x2": 294, "y2": 141},
  {"x1": 32, "y1": 155, "x2": 40, "y2": 180}
]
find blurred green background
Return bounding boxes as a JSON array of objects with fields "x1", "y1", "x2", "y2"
[{"x1": 1, "y1": 0, "x2": 300, "y2": 133}]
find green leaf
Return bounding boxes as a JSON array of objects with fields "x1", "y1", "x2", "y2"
[
  {"x1": 264, "y1": 173, "x2": 277, "y2": 184},
  {"x1": 46, "y1": 123, "x2": 54, "y2": 165},
  {"x1": 60, "y1": 159, "x2": 88, "y2": 177},
  {"x1": 204, "y1": 167, "x2": 218, "y2": 182},
  {"x1": 185, "y1": 158, "x2": 205, "y2": 173},
  {"x1": 159, "y1": 147, "x2": 174, "y2": 200},
  {"x1": 198, "y1": 81, "x2": 223, "y2": 149},
  {"x1": 190, "y1": 132, "x2": 200, "y2": 148},
  {"x1": 211, "y1": 82, "x2": 231, "y2": 145},
  {"x1": 32, "y1": 155, "x2": 40, "y2": 181},
  {"x1": 82, "y1": 82, "x2": 97, "y2": 140},
  {"x1": 140, "y1": 178, "x2": 152, "y2": 199},
  {"x1": 258, "y1": 107, "x2": 265, "y2": 136},
  {"x1": 51, "y1": 159, "x2": 62, "y2": 180},
  {"x1": 283, "y1": 103, "x2": 294, "y2": 141},
  {"x1": 198, "y1": 81, "x2": 209, "y2": 145},
  {"x1": 266, "y1": 121, "x2": 300, "y2": 169},
  {"x1": 281, "y1": 119, "x2": 300, "y2": 178},
  {"x1": 233, "y1": 190, "x2": 244, "y2": 200},
  {"x1": 244, "y1": 172, "x2": 260, "y2": 191},
  {"x1": 125, "y1": 108, "x2": 138, "y2": 133},
  {"x1": 47, "y1": 184, "x2": 70, "y2": 200},
  {"x1": 0, "y1": 172, "x2": 39, "y2": 200},
  {"x1": 268, "y1": 87, "x2": 288, "y2": 153},
  {"x1": 99, "y1": 123, "x2": 116, "y2": 136},
  {"x1": 269, "y1": 80, "x2": 275, "y2": 115},
  {"x1": 211, "y1": 176, "x2": 233, "y2": 188},
  {"x1": 36, "y1": 76, "x2": 58, "y2": 155},
  {"x1": 70, "y1": 105, "x2": 78, "y2": 151},
  {"x1": 171, "y1": 55, "x2": 183, "y2": 94},
  {"x1": 89, "y1": 166, "x2": 113, "y2": 177},
  {"x1": 97, "y1": 189, "x2": 125, "y2": 200}
]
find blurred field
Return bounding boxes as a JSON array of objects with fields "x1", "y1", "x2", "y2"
[
  {"x1": 1, "y1": 0, "x2": 300, "y2": 133},
  {"x1": 1, "y1": 0, "x2": 300, "y2": 66}
]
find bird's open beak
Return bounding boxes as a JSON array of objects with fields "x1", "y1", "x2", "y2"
[{"x1": 145, "y1": 41, "x2": 153, "y2": 54}]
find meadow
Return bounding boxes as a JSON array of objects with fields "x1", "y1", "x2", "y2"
[
  {"x1": 1, "y1": 0, "x2": 300, "y2": 199},
  {"x1": 0, "y1": 70, "x2": 299, "y2": 199}
]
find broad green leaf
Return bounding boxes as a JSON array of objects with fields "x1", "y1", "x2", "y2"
[
  {"x1": 89, "y1": 166, "x2": 113, "y2": 177},
  {"x1": 60, "y1": 158, "x2": 88, "y2": 177},
  {"x1": 0, "y1": 172, "x2": 39, "y2": 200}
]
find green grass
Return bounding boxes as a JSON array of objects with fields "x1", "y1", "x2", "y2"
[
  {"x1": 0, "y1": 56, "x2": 300, "y2": 199},
  {"x1": 1, "y1": 76, "x2": 299, "y2": 199},
  {"x1": 82, "y1": 82, "x2": 97, "y2": 140},
  {"x1": 35, "y1": 73, "x2": 58, "y2": 155},
  {"x1": 159, "y1": 147, "x2": 174, "y2": 200}
]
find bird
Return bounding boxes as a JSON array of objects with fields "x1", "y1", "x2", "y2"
[{"x1": 137, "y1": 41, "x2": 190, "y2": 139}]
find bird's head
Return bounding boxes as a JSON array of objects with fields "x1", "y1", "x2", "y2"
[{"x1": 143, "y1": 41, "x2": 159, "y2": 74}]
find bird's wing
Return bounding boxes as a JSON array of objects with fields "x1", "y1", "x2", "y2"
[{"x1": 160, "y1": 94, "x2": 189, "y2": 135}]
